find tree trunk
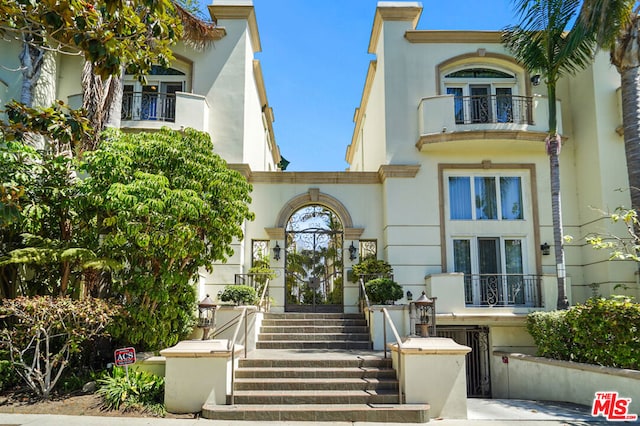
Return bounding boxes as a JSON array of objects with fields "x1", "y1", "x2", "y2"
[
  {"x1": 549, "y1": 138, "x2": 569, "y2": 309},
  {"x1": 620, "y1": 66, "x2": 640, "y2": 211},
  {"x1": 18, "y1": 36, "x2": 44, "y2": 107}
]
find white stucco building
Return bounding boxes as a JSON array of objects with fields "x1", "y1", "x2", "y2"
[{"x1": 1, "y1": 0, "x2": 637, "y2": 397}]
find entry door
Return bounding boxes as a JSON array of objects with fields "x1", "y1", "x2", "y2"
[{"x1": 470, "y1": 85, "x2": 491, "y2": 123}]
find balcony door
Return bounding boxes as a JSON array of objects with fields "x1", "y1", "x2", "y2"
[
  {"x1": 122, "y1": 63, "x2": 189, "y2": 123},
  {"x1": 454, "y1": 237, "x2": 526, "y2": 306},
  {"x1": 470, "y1": 85, "x2": 491, "y2": 123}
]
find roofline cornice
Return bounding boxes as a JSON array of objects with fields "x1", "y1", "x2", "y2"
[
  {"x1": 368, "y1": 3, "x2": 422, "y2": 54},
  {"x1": 405, "y1": 30, "x2": 503, "y2": 44},
  {"x1": 209, "y1": 3, "x2": 262, "y2": 52}
]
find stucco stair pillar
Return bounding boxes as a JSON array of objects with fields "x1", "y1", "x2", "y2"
[
  {"x1": 160, "y1": 340, "x2": 243, "y2": 413},
  {"x1": 390, "y1": 337, "x2": 471, "y2": 419}
]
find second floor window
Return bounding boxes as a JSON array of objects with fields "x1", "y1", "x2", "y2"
[{"x1": 449, "y1": 175, "x2": 523, "y2": 220}]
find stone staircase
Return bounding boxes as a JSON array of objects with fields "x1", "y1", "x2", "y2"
[
  {"x1": 202, "y1": 313, "x2": 429, "y2": 422},
  {"x1": 256, "y1": 312, "x2": 372, "y2": 350}
]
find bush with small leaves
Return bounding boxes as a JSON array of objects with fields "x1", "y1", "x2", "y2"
[
  {"x1": 0, "y1": 296, "x2": 120, "y2": 399},
  {"x1": 365, "y1": 278, "x2": 403, "y2": 305},
  {"x1": 219, "y1": 285, "x2": 257, "y2": 305}
]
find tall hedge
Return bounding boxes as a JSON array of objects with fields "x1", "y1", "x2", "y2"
[{"x1": 527, "y1": 298, "x2": 640, "y2": 370}]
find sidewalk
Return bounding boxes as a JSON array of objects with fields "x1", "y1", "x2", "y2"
[{"x1": 0, "y1": 398, "x2": 627, "y2": 425}]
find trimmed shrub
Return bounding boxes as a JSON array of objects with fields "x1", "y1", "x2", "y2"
[
  {"x1": 351, "y1": 259, "x2": 393, "y2": 282},
  {"x1": 365, "y1": 278, "x2": 403, "y2": 305},
  {"x1": 565, "y1": 297, "x2": 640, "y2": 369},
  {"x1": 219, "y1": 285, "x2": 257, "y2": 305},
  {"x1": 526, "y1": 310, "x2": 573, "y2": 360},
  {"x1": 527, "y1": 298, "x2": 640, "y2": 370}
]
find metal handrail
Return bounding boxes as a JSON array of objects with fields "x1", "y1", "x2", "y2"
[
  {"x1": 358, "y1": 278, "x2": 372, "y2": 329},
  {"x1": 258, "y1": 278, "x2": 270, "y2": 312},
  {"x1": 228, "y1": 307, "x2": 249, "y2": 405},
  {"x1": 381, "y1": 307, "x2": 404, "y2": 404}
]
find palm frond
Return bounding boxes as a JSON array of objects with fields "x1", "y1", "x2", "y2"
[
  {"x1": 578, "y1": 0, "x2": 635, "y2": 48},
  {"x1": 172, "y1": 1, "x2": 225, "y2": 50}
]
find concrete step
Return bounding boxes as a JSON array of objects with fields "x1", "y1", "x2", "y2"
[
  {"x1": 234, "y1": 377, "x2": 399, "y2": 391},
  {"x1": 256, "y1": 340, "x2": 373, "y2": 350},
  {"x1": 201, "y1": 403, "x2": 430, "y2": 422},
  {"x1": 263, "y1": 313, "x2": 364, "y2": 320},
  {"x1": 260, "y1": 319, "x2": 367, "y2": 327},
  {"x1": 229, "y1": 389, "x2": 400, "y2": 405},
  {"x1": 235, "y1": 366, "x2": 396, "y2": 379},
  {"x1": 239, "y1": 357, "x2": 391, "y2": 369},
  {"x1": 260, "y1": 325, "x2": 369, "y2": 333},
  {"x1": 258, "y1": 332, "x2": 370, "y2": 342}
]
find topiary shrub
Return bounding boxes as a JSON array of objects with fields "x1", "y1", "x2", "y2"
[
  {"x1": 351, "y1": 259, "x2": 393, "y2": 283},
  {"x1": 365, "y1": 278, "x2": 403, "y2": 305},
  {"x1": 219, "y1": 285, "x2": 257, "y2": 305}
]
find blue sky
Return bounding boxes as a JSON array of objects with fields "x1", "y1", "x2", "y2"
[{"x1": 205, "y1": 1, "x2": 515, "y2": 171}]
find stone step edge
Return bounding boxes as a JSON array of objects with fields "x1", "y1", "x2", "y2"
[
  {"x1": 234, "y1": 377, "x2": 398, "y2": 384},
  {"x1": 203, "y1": 403, "x2": 429, "y2": 411}
]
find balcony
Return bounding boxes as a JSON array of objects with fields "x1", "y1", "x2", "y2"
[
  {"x1": 463, "y1": 274, "x2": 541, "y2": 307},
  {"x1": 122, "y1": 91, "x2": 177, "y2": 122},
  {"x1": 426, "y1": 272, "x2": 558, "y2": 315},
  {"x1": 417, "y1": 94, "x2": 562, "y2": 148},
  {"x1": 67, "y1": 91, "x2": 209, "y2": 132}
]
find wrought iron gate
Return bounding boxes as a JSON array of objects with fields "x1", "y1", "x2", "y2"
[
  {"x1": 437, "y1": 326, "x2": 491, "y2": 397},
  {"x1": 284, "y1": 206, "x2": 344, "y2": 313}
]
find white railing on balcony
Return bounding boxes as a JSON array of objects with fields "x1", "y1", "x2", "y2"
[
  {"x1": 464, "y1": 274, "x2": 542, "y2": 307},
  {"x1": 418, "y1": 94, "x2": 562, "y2": 136}
]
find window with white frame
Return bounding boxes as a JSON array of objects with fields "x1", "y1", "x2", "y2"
[
  {"x1": 448, "y1": 175, "x2": 523, "y2": 220},
  {"x1": 442, "y1": 66, "x2": 529, "y2": 124},
  {"x1": 122, "y1": 61, "x2": 191, "y2": 122}
]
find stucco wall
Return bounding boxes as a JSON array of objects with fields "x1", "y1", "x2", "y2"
[{"x1": 492, "y1": 352, "x2": 640, "y2": 416}]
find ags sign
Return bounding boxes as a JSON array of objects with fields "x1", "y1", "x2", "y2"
[{"x1": 114, "y1": 347, "x2": 136, "y2": 367}]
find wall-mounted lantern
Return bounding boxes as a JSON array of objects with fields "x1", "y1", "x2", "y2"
[
  {"x1": 413, "y1": 292, "x2": 436, "y2": 337},
  {"x1": 540, "y1": 242, "x2": 550, "y2": 256},
  {"x1": 273, "y1": 242, "x2": 281, "y2": 261},
  {"x1": 198, "y1": 294, "x2": 217, "y2": 340},
  {"x1": 348, "y1": 242, "x2": 357, "y2": 261},
  {"x1": 406, "y1": 290, "x2": 413, "y2": 301},
  {"x1": 531, "y1": 74, "x2": 541, "y2": 86}
]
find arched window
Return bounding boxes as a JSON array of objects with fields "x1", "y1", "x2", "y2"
[{"x1": 442, "y1": 66, "x2": 530, "y2": 125}]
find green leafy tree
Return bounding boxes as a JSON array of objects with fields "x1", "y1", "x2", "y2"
[
  {"x1": 0, "y1": 102, "x2": 101, "y2": 298},
  {"x1": 78, "y1": 127, "x2": 253, "y2": 350},
  {"x1": 578, "y1": 1, "x2": 640, "y2": 211},
  {"x1": 503, "y1": 0, "x2": 596, "y2": 309},
  {"x1": 0, "y1": 0, "x2": 183, "y2": 107}
]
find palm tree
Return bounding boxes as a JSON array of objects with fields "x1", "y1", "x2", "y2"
[
  {"x1": 503, "y1": 0, "x2": 596, "y2": 309},
  {"x1": 579, "y1": 1, "x2": 640, "y2": 211}
]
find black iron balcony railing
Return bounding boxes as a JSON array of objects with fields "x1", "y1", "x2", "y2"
[
  {"x1": 452, "y1": 95, "x2": 533, "y2": 125},
  {"x1": 121, "y1": 91, "x2": 176, "y2": 122},
  {"x1": 464, "y1": 274, "x2": 542, "y2": 307}
]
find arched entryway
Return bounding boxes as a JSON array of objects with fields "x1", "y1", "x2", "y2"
[{"x1": 285, "y1": 205, "x2": 344, "y2": 313}]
